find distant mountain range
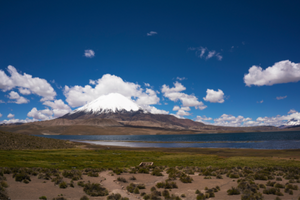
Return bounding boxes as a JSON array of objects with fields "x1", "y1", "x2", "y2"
[{"x1": 1, "y1": 93, "x2": 297, "y2": 135}]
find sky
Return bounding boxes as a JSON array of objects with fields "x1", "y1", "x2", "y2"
[{"x1": 1, "y1": 0, "x2": 300, "y2": 127}]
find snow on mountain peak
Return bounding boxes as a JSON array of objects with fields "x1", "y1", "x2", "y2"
[
  {"x1": 72, "y1": 93, "x2": 141, "y2": 114},
  {"x1": 286, "y1": 118, "x2": 300, "y2": 126}
]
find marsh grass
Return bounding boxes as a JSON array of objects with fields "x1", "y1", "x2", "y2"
[{"x1": 1, "y1": 149, "x2": 300, "y2": 169}]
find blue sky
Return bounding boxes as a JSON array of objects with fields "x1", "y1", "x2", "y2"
[{"x1": 1, "y1": 0, "x2": 300, "y2": 126}]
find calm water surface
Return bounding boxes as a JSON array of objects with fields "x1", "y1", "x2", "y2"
[{"x1": 37, "y1": 131, "x2": 300, "y2": 149}]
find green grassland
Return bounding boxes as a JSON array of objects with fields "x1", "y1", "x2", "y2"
[{"x1": 1, "y1": 148, "x2": 300, "y2": 169}]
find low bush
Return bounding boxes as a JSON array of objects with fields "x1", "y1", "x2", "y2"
[
  {"x1": 276, "y1": 177, "x2": 282, "y2": 181},
  {"x1": 59, "y1": 181, "x2": 68, "y2": 189},
  {"x1": 129, "y1": 175, "x2": 136, "y2": 180},
  {"x1": 156, "y1": 181, "x2": 177, "y2": 189},
  {"x1": 83, "y1": 182, "x2": 108, "y2": 196},
  {"x1": 78, "y1": 181, "x2": 85, "y2": 187},
  {"x1": 138, "y1": 167, "x2": 149, "y2": 174},
  {"x1": 204, "y1": 176, "x2": 211, "y2": 179},
  {"x1": 266, "y1": 181, "x2": 276, "y2": 187},
  {"x1": 14, "y1": 173, "x2": 31, "y2": 183},
  {"x1": 263, "y1": 187, "x2": 279, "y2": 195},
  {"x1": 117, "y1": 177, "x2": 127, "y2": 183},
  {"x1": 62, "y1": 170, "x2": 82, "y2": 180},
  {"x1": 80, "y1": 196, "x2": 89, "y2": 200},
  {"x1": 179, "y1": 174, "x2": 193, "y2": 183},
  {"x1": 87, "y1": 171, "x2": 99, "y2": 177},
  {"x1": 227, "y1": 187, "x2": 240, "y2": 195},
  {"x1": 113, "y1": 168, "x2": 123, "y2": 175},
  {"x1": 39, "y1": 196, "x2": 47, "y2": 200},
  {"x1": 229, "y1": 173, "x2": 240, "y2": 178},
  {"x1": 274, "y1": 183, "x2": 284, "y2": 188},
  {"x1": 216, "y1": 174, "x2": 223, "y2": 179},
  {"x1": 0, "y1": 181, "x2": 8, "y2": 188},
  {"x1": 151, "y1": 168, "x2": 163, "y2": 176}
]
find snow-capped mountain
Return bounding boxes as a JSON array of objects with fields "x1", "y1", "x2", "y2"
[
  {"x1": 279, "y1": 118, "x2": 300, "y2": 129},
  {"x1": 70, "y1": 93, "x2": 142, "y2": 114},
  {"x1": 285, "y1": 118, "x2": 300, "y2": 126}
]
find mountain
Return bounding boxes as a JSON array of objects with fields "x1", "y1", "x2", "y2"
[
  {"x1": 279, "y1": 118, "x2": 300, "y2": 129},
  {"x1": 61, "y1": 93, "x2": 207, "y2": 130},
  {"x1": 0, "y1": 93, "x2": 281, "y2": 135}
]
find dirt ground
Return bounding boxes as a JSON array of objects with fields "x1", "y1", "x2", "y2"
[{"x1": 4, "y1": 170, "x2": 300, "y2": 200}]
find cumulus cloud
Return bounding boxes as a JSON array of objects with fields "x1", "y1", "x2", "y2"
[
  {"x1": 18, "y1": 88, "x2": 31, "y2": 95},
  {"x1": 174, "y1": 107, "x2": 191, "y2": 117},
  {"x1": 188, "y1": 46, "x2": 222, "y2": 61},
  {"x1": 203, "y1": 89, "x2": 225, "y2": 103},
  {"x1": 144, "y1": 83, "x2": 150, "y2": 87},
  {"x1": 7, "y1": 113, "x2": 14, "y2": 118},
  {"x1": 64, "y1": 74, "x2": 160, "y2": 113},
  {"x1": 195, "y1": 115, "x2": 212, "y2": 123},
  {"x1": 0, "y1": 118, "x2": 37, "y2": 125},
  {"x1": 147, "y1": 31, "x2": 157, "y2": 36},
  {"x1": 27, "y1": 108, "x2": 53, "y2": 121},
  {"x1": 199, "y1": 110, "x2": 300, "y2": 127},
  {"x1": 8, "y1": 91, "x2": 29, "y2": 104},
  {"x1": 43, "y1": 99, "x2": 72, "y2": 118},
  {"x1": 244, "y1": 60, "x2": 300, "y2": 86},
  {"x1": 84, "y1": 50, "x2": 95, "y2": 58},
  {"x1": 162, "y1": 82, "x2": 207, "y2": 110},
  {"x1": 276, "y1": 96, "x2": 287, "y2": 100},
  {"x1": 288, "y1": 109, "x2": 297, "y2": 114},
  {"x1": 142, "y1": 105, "x2": 169, "y2": 115},
  {"x1": 0, "y1": 65, "x2": 56, "y2": 101}
]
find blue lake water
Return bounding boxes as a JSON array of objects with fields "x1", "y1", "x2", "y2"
[{"x1": 37, "y1": 131, "x2": 300, "y2": 149}]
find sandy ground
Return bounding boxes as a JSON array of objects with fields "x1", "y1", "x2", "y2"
[{"x1": 4, "y1": 171, "x2": 300, "y2": 200}]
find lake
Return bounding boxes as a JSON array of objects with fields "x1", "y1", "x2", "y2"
[{"x1": 37, "y1": 131, "x2": 300, "y2": 149}]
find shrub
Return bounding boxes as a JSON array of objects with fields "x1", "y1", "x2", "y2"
[
  {"x1": 83, "y1": 182, "x2": 108, "y2": 196},
  {"x1": 274, "y1": 183, "x2": 284, "y2": 188},
  {"x1": 151, "y1": 169, "x2": 163, "y2": 176},
  {"x1": 181, "y1": 194, "x2": 186, "y2": 198},
  {"x1": 150, "y1": 186, "x2": 156, "y2": 191},
  {"x1": 52, "y1": 176, "x2": 63, "y2": 185},
  {"x1": 162, "y1": 189, "x2": 170, "y2": 198},
  {"x1": 229, "y1": 173, "x2": 240, "y2": 178},
  {"x1": 59, "y1": 181, "x2": 68, "y2": 189},
  {"x1": 276, "y1": 177, "x2": 282, "y2": 181},
  {"x1": 0, "y1": 181, "x2": 8, "y2": 188},
  {"x1": 259, "y1": 184, "x2": 266, "y2": 188},
  {"x1": 179, "y1": 174, "x2": 193, "y2": 183},
  {"x1": 216, "y1": 174, "x2": 223, "y2": 179},
  {"x1": 263, "y1": 187, "x2": 279, "y2": 195},
  {"x1": 117, "y1": 177, "x2": 127, "y2": 183},
  {"x1": 195, "y1": 189, "x2": 200, "y2": 194},
  {"x1": 62, "y1": 170, "x2": 82, "y2": 180},
  {"x1": 129, "y1": 175, "x2": 136, "y2": 180},
  {"x1": 78, "y1": 181, "x2": 85, "y2": 187},
  {"x1": 107, "y1": 193, "x2": 121, "y2": 200},
  {"x1": 126, "y1": 183, "x2": 136, "y2": 193},
  {"x1": 52, "y1": 197, "x2": 67, "y2": 200},
  {"x1": 14, "y1": 173, "x2": 31, "y2": 183},
  {"x1": 87, "y1": 171, "x2": 99, "y2": 177},
  {"x1": 133, "y1": 187, "x2": 140, "y2": 194},
  {"x1": 113, "y1": 168, "x2": 123, "y2": 175},
  {"x1": 39, "y1": 196, "x2": 47, "y2": 200},
  {"x1": 196, "y1": 193, "x2": 206, "y2": 200},
  {"x1": 80, "y1": 196, "x2": 89, "y2": 200},
  {"x1": 266, "y1": 181, "x2": 276, "y2": 187},
  {"x1": 138, "y1": 167, "x2": 149, "y2": 174},
  {"x1": 204, "y1": 176, "x2": 211, "y2": 179},
  {"x1": 227, "y1": 187, "x2": 240, "y2": 195}
]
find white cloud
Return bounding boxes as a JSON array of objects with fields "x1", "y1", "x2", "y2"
[
  {"x1": 288, "y1": 109, "x2": 297, "y2": 114},
  {"x1": 8, "y1": 91, "x2": 29, "y2": 104},
  {"x1": 176, "y1": 77, "x2": 186, "y2": 81},
  {"x1": 144, "y1": 83, "x2": 150, "y2": 87},
  {"x1": 7, "y1": 113, "x2": 14, "y2": 118},
  {"x1": 188, "y1": 46, "x2": 222, "y2": 61},
  {"x1": 147, "y1": 31, "x2": 157, "y2": 36},
  {"x1": 84, "y1": 50, "x2": 95, "y2": 58},
  {"x1": 64, "y1": 74, "x2": 160, "y2": 113},
  {"x1": 276, "y1": 96, "x2": 287, "y2": 100},
  {"x1": 0, "y1": 113, "x2": 2, "y2": 118},
  {"x1": 174, "y1": 106, "x2": 191, "y2": 117},
  {"x1": 0, "y1": 65, "x2": 56, "y2": 101},
  {"x1": 18, "y1": 88, "x2": 31, "y2": 95},
  {"x1": 43, "y1": 99, "x2": 72, "y2": 118},
  {"x1": 0, "y1": 118, "x2": 37, "y2": 125},
  {"x1": 142, "y1": 105, "x2": 169, "y2": 115},
  {"x1": 195, "y1": 115, "x2": 212, "y2": 123},
  {"x1": 257, "y1": 100, "x2": 263, "y2": 103},
  {"x1": 173, "y1": 105, "x2": 180, "y2": 111},
  {"x1": 89, "y1": 80, "x2": 96, "y2": 85},
  {"x1": 162, "y1": 82, "x2": 206, "y2": 110},
  {"x1": 0, "y1": 100, "x2": 4, "y2": 103},
  {"x1": 203, "y1": 89, "x2": 225, "y2": 103},
  {"x1": 244, "y1": 60, "x2": 300, "y2": 86},
  {"x1": 200, "y1": 110, "x2": 300, "y2": 127},
  {"x1": 27, "y1": 108, "x2": 53, "y2": 121}
]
